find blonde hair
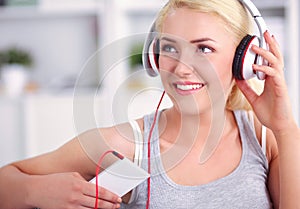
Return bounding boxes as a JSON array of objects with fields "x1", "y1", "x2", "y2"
[{"x1": 155, "y1": 0, "x2": 263, "y2": 110}]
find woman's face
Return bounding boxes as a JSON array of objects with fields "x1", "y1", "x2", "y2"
[{"x1": 158, "y1": 7, "x2": 237, "y2": 115}]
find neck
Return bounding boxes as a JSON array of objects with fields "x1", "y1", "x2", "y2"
[
  {"x1": 162, "y1": 104, "x2": 228, "y2": 130},
  {"x1": 159, "y1": 106, "x2": 231, "y2": 166}
]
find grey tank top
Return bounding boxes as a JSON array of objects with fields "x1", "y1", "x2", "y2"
[{"x1": 121, "y1": 110, "x2": 272, "y2": 209}]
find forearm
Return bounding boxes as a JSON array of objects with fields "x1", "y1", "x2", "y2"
[
  {"x1": 274, "y1": 123, "x2": 300, "y2": 208},
  {"x1": 0, "y1": 165, "x2": 36, "y2": 209}
]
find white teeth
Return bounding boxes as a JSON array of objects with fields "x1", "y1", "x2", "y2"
[{"x1": 176, "y1": 84, "x2": 203, "y2": 91}]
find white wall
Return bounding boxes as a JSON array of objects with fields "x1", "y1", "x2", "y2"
[
  {"x1": 0, "y1": 10, "x2": 99, "y2": 88},
  {"x1": 0, "y1": 98, "x2": 25, "y2": 166}
]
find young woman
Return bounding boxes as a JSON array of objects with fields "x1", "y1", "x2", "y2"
[{"x1": 1, "y1": 0, "x2": 299, "y2": 208}]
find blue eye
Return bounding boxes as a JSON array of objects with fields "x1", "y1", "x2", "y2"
[
  {"x1": 161, "y1": 44, "x2": 177, "y2": 53},
  {"x1": 198, "y1": 45, "x2": 213, "y2": 54}
]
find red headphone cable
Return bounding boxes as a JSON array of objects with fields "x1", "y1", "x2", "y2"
[
  {"x1": 93, "y1": 91, "x2": 165, "y2": 209},
  {"x1": 94, "y1": 150, "x2": 124, "y2": 209},
  {"x1": 146, "y1": 90, "x2": 165, "y2": 209}
]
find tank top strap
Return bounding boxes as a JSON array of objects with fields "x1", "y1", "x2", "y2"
[{"x1": 233, "y1": 110, "x2": 268, "y2": 170}]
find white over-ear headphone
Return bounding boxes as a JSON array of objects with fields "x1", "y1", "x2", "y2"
[{"x1": 142, "y1": 0, "x2": 268, "y2": 80}]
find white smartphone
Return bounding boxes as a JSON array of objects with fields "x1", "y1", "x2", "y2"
[{"x1": 89, "y1": 157, "x2": 149, "y2": 197}]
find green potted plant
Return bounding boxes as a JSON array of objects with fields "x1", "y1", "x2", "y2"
[
  {"x1": 0, "y1": 47, "x2": 33, "y2": 96},
  {"x1": 0, "y1": 47, "x2": 33, "y2": 68},
  {"x1": 129, "y1": 42, "x2": 144, "y2": 72}
]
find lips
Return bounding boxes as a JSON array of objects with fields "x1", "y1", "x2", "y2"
[{"x1": 173, "y1": 81, "x2": 206, "y2": 95}]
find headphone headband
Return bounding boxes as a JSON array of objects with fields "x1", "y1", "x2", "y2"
[
  {"x1": 239, "y1": 0, "x2": 261, "y2": 16},
  {"x1": 239, "y1": 0, "x2": 267, "y2": 48}
]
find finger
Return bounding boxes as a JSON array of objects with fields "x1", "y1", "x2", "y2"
[
  {"x1": 264, "y1": 31, "x2": 283, "y2": 60},
  {"x1": 95, "y1": 198, "x2": 121, "y2": 209},
  {"x1": 251, "y1": 45, "x2": 284, "y2": 73},
  {"x1": 252, "y1": 64, "x2": 278, "y2": 77},
  {"x1": 235, "y1": 79, "x2": 259, "y2": 106},
  {"x1": 253, "y1": 63, "x2": 285, "y2": 87},
  {"x1": 252, "y1": 64, "x2": 286, "y2": 97},
  {"x1": 251, "y1": 45, "x2": 277, "y2": 66},
  {"x1": 83, "y1": 183, "x2": 122, "y2": 204},
  {"x1": 97, "y1": 187, "x2": 122, "y2": 203},
  {"x1": 81, "y1": 195, "x2": 121, "y2": 209}
]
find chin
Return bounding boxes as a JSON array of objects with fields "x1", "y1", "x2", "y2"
[{"x1": 169, "y1": 93, "x2": 212, "y2": 117}]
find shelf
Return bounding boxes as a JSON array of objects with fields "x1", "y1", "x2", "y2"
[
  {"x1": 252, "y1": 0, "x2": 285, "y2": 9},
  {"x1": 0, "y1": 5, "x2": 100, "y2": 20},
  {"x1": 119, "y1": 0, "x2": 167, "y2": 15},
  {"x1": 250, "y1": 0, "x2": 286, "y2": 17}
]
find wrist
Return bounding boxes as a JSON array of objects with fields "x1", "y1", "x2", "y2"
[
  {"x1": 24, "y1": 174, "x2": 43, "y2": 208},
  {"x1": 272, "y1": 121, "x2": 300, "y2": 139}
]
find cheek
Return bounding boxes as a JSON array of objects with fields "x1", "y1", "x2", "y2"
[
  {"x1": 212, "y1": 54, "x2": 235, "y2": 90},
  {"x1": 158, "y1": 56, "x2": 176, "y2": 72},
  {"x1": 217, "y1": 58, "x2": 233, "y2": 78}
]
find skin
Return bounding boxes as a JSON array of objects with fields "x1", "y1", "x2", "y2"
[{"x1": 0, "y1": 6, "x2": 299, "y2": 209}]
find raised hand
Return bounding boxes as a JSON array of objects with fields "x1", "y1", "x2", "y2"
[{"x1": 235, "y1": 31, "x2": 295, "y2": 135}]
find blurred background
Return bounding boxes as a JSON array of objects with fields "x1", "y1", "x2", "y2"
[{"x1": 0, "y1": 0, "x2": 298, "y2": 166}]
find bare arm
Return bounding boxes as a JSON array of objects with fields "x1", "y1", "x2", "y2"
[
  {"x1": 265, "y1": 123, "x2": 300, "y2": 209},
  {"x1": 0, "y1": 124, "x2": 135, "y2": 209},
  {"x1": 274, "y1": 124, "x2": 300, "y2": 208},
  {"x1": 236, "y1": 31, "x2": 300, "y2": 208}
]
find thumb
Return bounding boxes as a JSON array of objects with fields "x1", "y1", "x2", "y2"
[{"x1": 235, "y1": 79, "x2": 259, "y2": 106}]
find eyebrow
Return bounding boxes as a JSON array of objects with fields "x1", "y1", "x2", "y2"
[
  {"x1": 160, "y1": 36, "x2": 177, "y2": 43},
  {"x1": 160, "y1": 36, "x2": 216, "y2": 43},
  {"x1": 190, "y1": 38, "x2": 216, "y2": 43}
]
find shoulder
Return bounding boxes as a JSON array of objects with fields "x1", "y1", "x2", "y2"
[
  {"x1": 96, "y1": 118, "x2": 144, "y2": 160},
  {"x1": 250, "y1": 111, "x2": 278, "y2": 163}
]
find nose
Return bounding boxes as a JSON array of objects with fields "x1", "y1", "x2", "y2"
[{"x1": 174, "y1": 52, "x2": 194, "y2": 77}]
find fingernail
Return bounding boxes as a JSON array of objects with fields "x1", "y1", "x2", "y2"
[{"x1": 117, "y1": 197, "x2": 122, "y2": 203}]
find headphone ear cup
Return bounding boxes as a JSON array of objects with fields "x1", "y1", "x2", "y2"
[
  {"x1": 143, "y1": 39, "x2": 160, "y2": 77},
  {"x1": 233, "y1": 35, "x2": 260, "y2": 80},
  {"x1": 142, "y1": 22, "x2": 160, "y2": 77}
]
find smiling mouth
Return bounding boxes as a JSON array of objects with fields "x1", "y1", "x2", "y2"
[{"x1": 175, "y1": 83, "x2": 205, "y2": 91}]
